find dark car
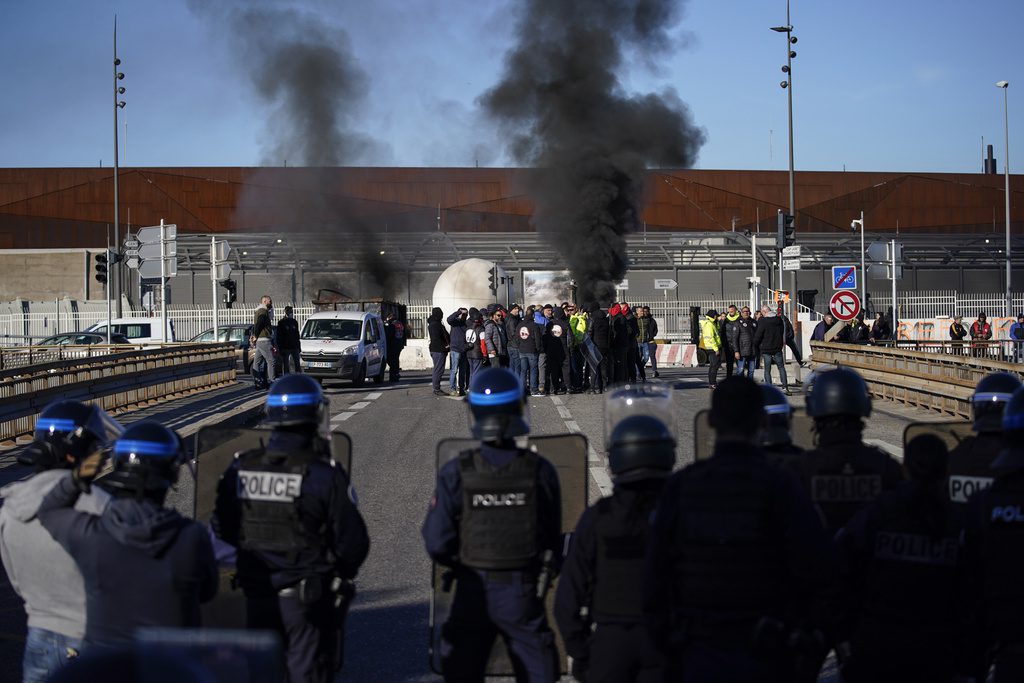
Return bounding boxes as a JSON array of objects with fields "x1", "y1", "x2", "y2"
[{"x1": 37, "y1": 332, "x2": 131, "y2": 346}]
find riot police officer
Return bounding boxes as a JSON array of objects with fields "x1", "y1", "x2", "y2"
[
  {"x1": 760, "y1": 383, "x2": 803, "y2": 472},
  {"x1": 948, "y1": 372, "x2": 1021, "y2": 513},
  {"x1": 422, "y1": 367, "x2": 562, "y2": 683},
  {"x1": 644, "y1": 377, "x2": 838, "y2": 682},
  {"x1": 835, "y1": 433, "x2": 965, "y2": 682},
  {"x1": 213, "y1": 374, "x2": 369, "y2": 683},
  {"x1": 555, "y1": 412, "x2": 673, "y2": 682},
  {"x1": 0, "y1": 401, "x2": 121, "y2": 682},
  {"x1": 962, "y1": 386, "x2": 1024, "y2": 682},
  {"x1": 800, "y1": 367, "x2": 904, "y2": 536},
  {"x1": 36, "y1": 420, "x2": 218, "y2": 648}
]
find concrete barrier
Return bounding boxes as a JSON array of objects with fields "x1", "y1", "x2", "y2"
[{"x1": 654, "y1": 343, "x2": 699, "y2": 367}]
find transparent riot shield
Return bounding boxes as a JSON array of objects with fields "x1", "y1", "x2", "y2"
[
  {"x1": 191, "y1": 426, "x2": 353, "y2": 629},
  {"x1": 902, "y1": 421, "x2": 973, "y2": 451},
  {"x1": 694, "y1": 407, "x2": 817, "y2": 460},
  {"x1": 428, "y1": 434, "x2": 589, "y2": 677}
]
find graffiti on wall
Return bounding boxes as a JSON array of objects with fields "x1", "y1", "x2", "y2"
[{"x1": 895, "y1": 316, "x2": 1017, "y2": 340}]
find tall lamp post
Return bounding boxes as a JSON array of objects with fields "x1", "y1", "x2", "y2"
[
  {"x1": 851, "y1": 211, "x2": 866, "y2": 306},
  {"x1": 113, "y1": 18, "x2": 126, "y2": 316},
  {"x1": 997, "y1": 80, "x2": 1011, "y2": 317},
  {"x1": 772, "y1": 1, "x2": 799, "y2": 378}
]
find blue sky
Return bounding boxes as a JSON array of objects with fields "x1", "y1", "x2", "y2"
[{"x1": 1, "y1": 0, "x2": 1020, "y2": 172}]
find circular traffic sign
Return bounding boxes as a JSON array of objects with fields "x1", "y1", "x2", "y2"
[{"x1": 829, "y1": 290, "x2": 861, "y2": 321}]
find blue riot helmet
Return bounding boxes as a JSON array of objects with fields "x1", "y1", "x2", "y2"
[
  {"x1": 760, "y1": 384, "x2": 794, "y2": 448},
  {"x1": 101, "y1": 421, "x2": 185, "y2": 498},
  {"x1": 1002, "y1": 385, "x2": 1024, "y2": 437},
  {"x1": 263, "y1": 374, "x2": 331, "y2": 438},
  {"x1": 971, "y1": 372, "x2": 1021, "y2": 433},
  {"x1": 22, "y1": 401, "x2": 123, "y2": 470},
  {"x1": 467, "y1": 367, "x2": 530, "y2": 442},
  {"x1": 805, "y1": 367, "x2": 872, "y2": 419}
]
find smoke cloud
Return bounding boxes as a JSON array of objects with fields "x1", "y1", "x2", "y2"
[
  {"x1": 481, "y1": 0, "x2": 705, "y2": 303},
  {"x1": 189, "y1": 1, "x2": 396, "y2": 297}
]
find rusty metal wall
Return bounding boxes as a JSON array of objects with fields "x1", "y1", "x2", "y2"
[{"x1": 1, "y1": 167, "x2": 1020, "y2": 248}]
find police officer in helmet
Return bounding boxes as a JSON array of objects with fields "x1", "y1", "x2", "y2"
[
  {"x1": 644, "y1": 376, "x2": 838, "y2": 682},
  {"x1": 0, "y1": 401, "x2": 121, "y2": 682},
  {"x1": 948, "y1": 372, "x2": 1021, "y2": 514},
  {"x1": 800, "y1": 367, "x2": 903, "y2": 536},
  {"x1": 555, "y1": 396, "x2": 674, "y2": 683},
  {"x1": 36, "y1": 420, "x2": 218, "y2": 648},
  {"x1": 213, "y1": 374, "x2": 369, "y2": 683},
  {"x1": 422, "y1": 367, "x2": 562, "y2": 683},
  {"x1": 962, "y1": 386, "x2": 1024, "y2": 682},
  {"x1": 760, "y1": 384, "x2": 804, "y2": 472}
]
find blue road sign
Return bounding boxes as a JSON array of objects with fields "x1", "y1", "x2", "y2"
[{"x1": 832, "y1": 265, "x2": 857, "y2": 290}]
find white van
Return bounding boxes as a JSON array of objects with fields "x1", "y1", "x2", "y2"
[
  {"x1": 87, "y1": 318, "x2": 176, "y2": 344},
  {"x1": 300, "y1": 310, "x2": 386, "y2": 386}
]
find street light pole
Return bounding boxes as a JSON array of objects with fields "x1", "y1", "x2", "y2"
[
  {"x1": 113, "y1": 18, "x2": 126, "y2": 317},
  {"x1": 997, "y1": 81, "x2": 1011, "y2": 316}
]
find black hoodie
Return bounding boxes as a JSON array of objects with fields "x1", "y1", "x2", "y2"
[
  {"x1": 589, "y1": 309, "x2": 611, "y2": 351},
  {"x1": 38, "y1": 474, "x2": 217, "y2": 648}
]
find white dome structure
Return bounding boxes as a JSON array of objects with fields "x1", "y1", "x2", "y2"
[{"x1": 432, "y1": 258, "x2": 508, "y2": 322}]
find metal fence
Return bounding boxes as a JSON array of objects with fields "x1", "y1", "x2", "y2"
[{"x1": 867, "y1": 290, "x2": 1024, "y2": 319}]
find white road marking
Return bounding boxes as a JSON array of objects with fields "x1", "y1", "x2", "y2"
[
  {"x1": 554, "y1": 402, "x2": 613, "y2": 496},
  {"x1": 331, "y1": 411, "x2": 356, "y2": 422},
  {"x1": 589, "y1": 466, "x2": 614, "y2": 496},
  {"x1": 564, "y1": 421, "x2": 581, "y2": 433},
  {"x1": 865, "y1": 438, "x2": 904, "y2": 461},
  {"x1": 557, "y1": 406, "x2": 572, "y2": 419},
  {"x1": 551, "y1": 396, "x2": 564, "y2": 406},
  {"x1": 349, "y1": 401, "x2": 371, "y2": 410},
  {"x1": 365, "y1": 392, "x2": 383, "y2": 401}
]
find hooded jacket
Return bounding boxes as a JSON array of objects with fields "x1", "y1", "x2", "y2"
[
  {"x1": 545, "y1": 310, "x2": 571, "y2": 356},
  {"x1": 753, "y1": 312, "x2": 785, "y2": 354},
  {"x1": 516, "y1": 316, "x2": 543, "y2": 355},
  {"x1": 37, "y1": 474, "x2": 218, "y2": 648},
  {"x1": 505, "y1": 312, "x2": 522, "y2": 350},
  {"x1": 484, "y1": 317, "x2": 507, "y2": 357},
  {"x1": 699, "y1": 315, "x2": 721, "y2": 353},
  {"x1": 428, "y1": 308, "x2": 449, "y2": 353},
  {"x1": 0, "y1": 470, "x2": 109, "y2": 639},
  {"x1": 465, "y1": 315, "x2": 485, "y2": 360},
  {"x1": 589, "y1": 309, "x2": 611, "y2": 351},
  {"x1": 722, "y1": 312, "x2": 741, "y2": 352},
  {"x1": 446, "y1": 310, "x2": 469, "y2": 352}
]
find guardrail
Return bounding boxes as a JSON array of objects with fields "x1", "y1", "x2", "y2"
[
  {"x1": 809, "y1": 341, "x2": 1024, "y2": 419},
  {"x1": 868, "y1": 339, "x2": 1023, "y2": 363},
  {"x1": 0, "y1": 343, "x2": 238, "y2": 445},
  {"x1": 0, "y1": 343, "x2": 151, "y2": 371}
]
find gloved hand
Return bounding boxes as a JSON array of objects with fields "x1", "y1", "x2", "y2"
[
  {"x1": 72, "y1": 451, "x2": 106, "y2": 492},
  {"x1": 570, "y1": 657, "x2": 589, "y2": 683}
]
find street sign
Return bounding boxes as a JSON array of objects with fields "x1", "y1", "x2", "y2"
[
  {"x1": 214, "y1": 240, "x2": 231, "y2": 263},
  {"x1": 124, "y1": 256, "x2": 140, "y2": 270},
  {"x1": 213, "y1": 263, "x2": 232, "y2": 281},
  {"x1": 139, "y1": 258, "x2": 177, "y2": 279},
  {"x1": 782, "y1": 258, "x2": 802, "y2": 271},
  {"x1": 123, "y1": 248, "x2": 139, "y2": 257},
  {"x1": 782, "y1": 245, "x2": 801, "y2": 258},
  {"x1": 867, "y1": 264, "x2": 903, "y2": 280},
  {"x1": 829, "y1": 290, "x2": 861, "y2": 321},
  {"x1": 123, "y1": 238, "x2": 140, "y2": 250},
  {"x1": 653, "y1": 278, "x2": 677, "y2": 290},
  {"x1": 137, "y1": 224, "x2": 177, "y2": 244},
  {"x1": 139, "y1": 242, "x2": 177, "y2": 259},
  {"x1": 832, "y1": 265, "x2": 857, "y2": 290},
  {"x1": 616, "y1": 280, "x2": 629, "y2": 290}
]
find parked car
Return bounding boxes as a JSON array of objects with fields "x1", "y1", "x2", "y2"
[
  {"x1": 300, "y1": 310, "x2": 386, "y2": 386},
  {"x1": 87, "y1": 317, "x2": 176, "y2": 343},
  {"x1": 37, "y1": 332, "x2": 131, "y2": 346},
  {"x1": 190, "y1": 324, "x2": 253, "y2": 372}
]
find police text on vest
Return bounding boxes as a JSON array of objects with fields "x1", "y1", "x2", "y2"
[{"x1": 238, "y1": 471, "x2": 303, "y2": 502}]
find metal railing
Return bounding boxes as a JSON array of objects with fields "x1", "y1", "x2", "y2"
[{"x1": 0, "y1": 343, "x2": 238, "y2": 443}]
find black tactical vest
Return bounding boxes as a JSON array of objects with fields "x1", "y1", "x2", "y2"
[
  {"x1": 592, "y1": 491, "x2": 660, "y2": 621},
  {"x1": 237, "y1": 449, "x2": 316, "y2": 556},
  {"x1": 458, "y1": 449, "x2": 539, "y2": 570},
  {"x1": 803, "y1": 442, "x2": 899, "y2": 535},
  {"x1": 977, "y1": 472, "x2": 1024, "y2": 640},
  {"x1": 947, "y1": 433, "x2": 1000, "y2": 505}
]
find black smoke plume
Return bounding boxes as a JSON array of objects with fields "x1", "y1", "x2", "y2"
[
  {"x1": 481, "y1": 0, "x2": 705, "y2": 303},
  {"x1": 189, "y1": 1, "x2": 396, "y2": 297}
]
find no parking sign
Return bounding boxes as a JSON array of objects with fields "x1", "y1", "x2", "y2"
[{"x1": 829, "y1": 291, "x2": 861, "y2": 321}]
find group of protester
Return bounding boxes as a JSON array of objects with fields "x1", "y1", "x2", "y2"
[{"x1": 426, "y1": 301, "x2": 661, "y2": 397}]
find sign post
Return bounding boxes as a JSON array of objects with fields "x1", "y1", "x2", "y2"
[
  {"x1": 211, "y1": 236, "x2": 218, "y2": 340},
  {"x1": 160, "y1": 220, "x2": 168, "y2": 343}
]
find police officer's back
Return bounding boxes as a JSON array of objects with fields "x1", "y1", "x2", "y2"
[
  {"x1": 947, "y1": 372, "x2": 1020, "y2": 513},
  {"x1": 835, "y1": 434, "x2": 966, "y2": 682},
  {"x1": 37, "y1": 420, "x2": 218, "y2": 648},
  {"x1": 213, "y1": 374, "x2": 369, "y2": 683},
  {"x1": 800, "y1": 368, "x2": 904, "y2": 536},
  {"x1": 555, "y1": 414, "x2": 673, "y2": 683},
  {"x1": 760, "y1": 384, "x2": 804, "y2": 473},
  {"x1": 644, "y1": 376, "x2": 838, "y2": 683},
  {"x1": 422, "y1": 367, "x2": 561, "y2": 683},
  {"x1": 962, "y1": 386, "x2": 1024, "y2": 682}
]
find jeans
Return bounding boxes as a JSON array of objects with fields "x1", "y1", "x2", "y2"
[
  {"x1": 706, "y1": 350, "x2": 720, "y2": 387},
  {"x1": 254, "y1": 337, "x2": 278, "y2": 383},
  {"x1": 468, "y1": 358, "x2": 484, "y2": 387},
  {"x1": 519, "y1": 352, "x2": 539, "y2": 393},
  {"x1": 736, "y1": 355, "x2": 756, "y2": 379},
  {"x1": 431, "y1": 351, "x2": 446, "y2": 391},
  {"x1": 508, "y1": 347, "x2": 521, "y2": 379},
  {"x1": 22, "y1": 627, "x2": 81, "y2": 683},
  {"x1": 762, "y1": 351, "x2": 789, "y2": 387},
  {"x1": 280, "y1": 348, "x2": 301, "y2": 374},
  {"x1": 449, "y1": 351, "x2": 468, "y2": 392},
  {"x1": 786, "y1": 337, "x2": 803, "y2": 363}
]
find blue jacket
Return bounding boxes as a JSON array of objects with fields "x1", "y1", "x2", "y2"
[
  {"x1": 422, "y1": 444, "x2": 562, "y2": 569},
  {"x1": 37, "y1": 473, "x2": 218, "y2": 648},
  {"x1": 1010, "y1": 322, "x2": 1024, "y2": 341}
]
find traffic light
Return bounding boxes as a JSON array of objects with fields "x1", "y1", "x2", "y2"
[
  {"x1": 488, "y1": 266, "x2": 497, "y2": 294},
  {"x1": 95, "y1": 251, "x2": 109, "y2": 284},
  {"x1": 219, "y1": 279, "x2": 237, "y2": 308},
  {"x1": 777, "y1": 212, "x2": 796, "y2": 249}
]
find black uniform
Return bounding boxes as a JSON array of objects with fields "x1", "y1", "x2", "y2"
[
  {"x1": 644, "y1": 442, "x2": 839, "y2": 682},
  {"x1": 947, "y1": 432, "x2": 1001, "y2": 515},
  {"x1": 384, "y1": 318, "x2": 406, "y2": 381},
  {"x1": 555, "y1": 480, "x2": 665, "y2": 682},
  {"x1": 213, "y1": 431, "x2": 369, "y2": 683},
  {"x1": 798, "y1": 433, "x2": 904, "y2": 537},
  {"x1": 588, "y1": 309, "x2": 611, "y2": 393},
  {"x1": 836, "y1": 481, "x2": 966, "y2": 682}
]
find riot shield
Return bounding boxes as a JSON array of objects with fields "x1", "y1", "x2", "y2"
[
  {"x1": 693, "y1": 407, "x2": 817, "y2": 460},
  {"x1": 902, "y1": 421, "x2": 973, "y2": 451},
  {"x1": 428, "y1": 434, "x2": 589, "y2": 677},
  {"x1": 192, "y1": 426, "x2": 353, "y2": 629}
]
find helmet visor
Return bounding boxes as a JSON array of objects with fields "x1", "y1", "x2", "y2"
[{"x1": 604, "y1": 384, "x2": 675, "y2": 451}]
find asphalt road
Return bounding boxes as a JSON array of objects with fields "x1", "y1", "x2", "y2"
[{"x1": 0, "y1": 364, "x2": 941, "y2": 682}]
